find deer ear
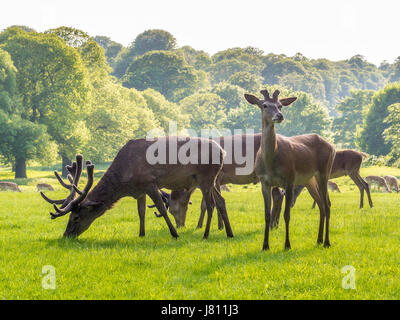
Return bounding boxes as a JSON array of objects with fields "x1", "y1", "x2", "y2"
[
  {"x1": 83, "y1": 200, "x2": 102, "y2": 211},
  {"x1": 280, "y1": 97, "x2": 297, "y2": 106},
  {"x1": 244, "y1": 94, "x2": 261, "y2": 106}
]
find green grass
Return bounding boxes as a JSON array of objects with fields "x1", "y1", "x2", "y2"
[{"x1": 0, "y1": 166, "x2": 399, "y2": 299}]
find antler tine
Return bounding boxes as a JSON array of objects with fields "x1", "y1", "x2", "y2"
[
  {"x1": 66, "y1": 162, "x2": 76, "y2": 177},
  {"x1": 40, "y1": 191, "x2": 66, "y2": 205},
  {"x1": 73, "y1": 155, "x2": 84, "y2": 186},
  {"x1": 50, "y1": 162, "x2": 95, "y2": 219},
  {"x1": 67, "y1": 174, "x2": 74, "y2": 184},
  {"x1": 260, "y1": 89, "x2": 270, "y2": 100},
  {"x1": 54, "y1": 171, "x2": 72, "y2": 190},
  {"x1": 273, "y1": 89, "x2": 280, "y2": 101}
]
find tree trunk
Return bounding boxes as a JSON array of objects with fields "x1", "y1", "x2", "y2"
[
  {"x1": 15, "y1": 158, "x2": 27, "y2": 179},
  {"x1": 62, "y1": 155, "x2": 71, "y2": 178},
  {"x1": 12, "y1": 162, "x2": 16, "y2": 172}
]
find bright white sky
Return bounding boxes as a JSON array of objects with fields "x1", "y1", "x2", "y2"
[{"x1": 1, "y1": 0, "x2": 399, "y2": 66}]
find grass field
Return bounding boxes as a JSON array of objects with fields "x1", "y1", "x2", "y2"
[{"x1": 0, "y1": 165, "x2": 399, "y2": 299}]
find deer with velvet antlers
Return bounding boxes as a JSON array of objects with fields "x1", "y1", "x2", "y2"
[
  {"x1": 244, "y1": 89, "x2": 336, "y2": 250},
  {"x1": 40, "y1": 137, "x2": 234, "y2": 240}
]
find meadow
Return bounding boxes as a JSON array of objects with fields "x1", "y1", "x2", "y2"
[{"x1": 0, "y1": 165, "x2": 399, "y2": 299}]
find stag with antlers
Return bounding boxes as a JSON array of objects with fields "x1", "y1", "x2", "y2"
[
  {"x1": 40, "y1": 137, "x2": 234, "y2": 239},
  {"x1": 245, "y1": 89, "x2": 336, "y2": 250}
]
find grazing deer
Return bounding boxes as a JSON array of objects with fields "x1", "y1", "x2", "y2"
[
  {"x1": 245, "y1": 89, "x2": 335, "y2": 250},
  {"x1": 36, "y1": 183, "x2": 55, "y2": 191},
  {"x1": 40, "y1": 138, "x2": 233, "y2": 239},
  {"x1": 383, "y1": 175, "x2": 399, "y2": 193},
  {"x1": 0, "y1": 181, "x2": 21, "y2": 192},
  {"x1": 150, "y1": 134, "x2": 284, "y2": 230},
  {"x1": 365, "y1": 176, "x2": 392, "y2": 193},
  {"x1": 328, "y1": 181, "x2": 341, "y2": 193}
]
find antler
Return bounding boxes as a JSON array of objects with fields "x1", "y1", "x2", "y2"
[
  {"x1": 148, "y1": 190, "x2": 171, "y2": 218},
  {"x1": 273, "y1": 89, "x2": 280, "y2": 101},
  {"x1": 260, "y1": 89, "x2": 270, "y2": 100}
]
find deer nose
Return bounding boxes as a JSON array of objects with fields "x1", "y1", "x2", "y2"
[{"x1": 272, "y1": 113, "x2": 284, "y2": 123}]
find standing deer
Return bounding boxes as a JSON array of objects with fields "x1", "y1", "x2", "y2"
[
  {"x1": 150, "y1": 134, "x2": 284, "y2": 230},
  {"x1": 383, "y1": 175, "x2": 399, "y2": 193},
  {"x1": 287, "y1": 150, "x2": 373, "y2": 213},
  {"x1": 244, "y1": 89, "x2": 335, "y2": 250},
  {"x1": 36, "y1": 183, "x2": 55, "y2": 191},
  {"x1": 40, "y1": 137, "x2": 233, "y2": 239},
  {"x1": 0, "y1": 181, "x2": 21, "y2": 192},
  {"x1": 365, "y1": 176, "x2": 392, "y2": 193}
]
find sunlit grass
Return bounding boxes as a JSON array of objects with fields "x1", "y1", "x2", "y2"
[{"x1": 0, "y1": 166, "x2": 399, "y2": 299}]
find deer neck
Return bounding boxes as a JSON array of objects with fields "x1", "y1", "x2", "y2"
[
  {"x1": 261, "y1": 121, "x2": 278, "y2": 165},
  {"x1": 84, "y1": 168, "x2": 125, "y2": 217}
]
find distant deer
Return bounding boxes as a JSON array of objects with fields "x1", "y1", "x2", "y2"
[
  {"x1": 288, "y1": 150, "x2": 373, "y2": 212},
  {"x1": 328, "y1": 181, "x2": 341, "y2": 193},
  {"x1": 383, "y1": 175, "x2": 399, "y2": 193},
  {"x1": 365, "y1": 176, "x2": 392, "y2": 193},
  {"x1": 245, "y1": 89, "x2": 335, "y2": 249},
  {"x1": 0, "y1": 181, "x2": 21, "y2": 192},
  {"x1": 36, "y1": 183, "x2": 55, "y2": 191},
  {"x1": 150, "y1": 134, "x2": 284, "y2": 230},
  {"x1": 40, "y1": 138, "x2": 234, "y2": 240}
]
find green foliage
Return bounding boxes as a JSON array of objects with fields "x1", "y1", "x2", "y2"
[
  {"x1": 123, "y1": 50, "x2": 207, "y2": 102},
  {"x1": 389, "y1": 57, "x2": 400, "y2": 82},
  {"x1": 93, "y1": 35, "x2": 123, "y2": 64},
  {"x1": 357, "y1": 82, "x2": 400, "y2": 155},
  {"x1": 0, "y1": 110, "x2": 56, "y2": 165},
  {"x1": 384, "y1": 103, "x2": 400, "y2": 156},
  {"x1": 179, "y1": 93, "x2": 227, "y2": 132},
  {"x1": 228, "y1": 71, "x2": 261, "y2": 92},
  {"x1": 112, "y1": 29, "x2": 176, "y2": 78},
  {"x1": 333, "y1": 90, "x2": 374, "y2": 148},
  {"x1": 0, "y1": 48, "x2": 18, "y2": 114}
]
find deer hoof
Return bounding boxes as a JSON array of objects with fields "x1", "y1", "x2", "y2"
[{"x1": 324, "y1": 241, "x2": 331, "y2": 248}]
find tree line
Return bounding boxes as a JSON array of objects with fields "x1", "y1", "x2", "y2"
[{"x1": 1, "y1": 26, "x2": 400, "y2": 178}]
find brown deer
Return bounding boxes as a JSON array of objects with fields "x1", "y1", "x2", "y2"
[
  {"x1": 328, "y1": 181, "x2": 341, "y2": 193},
  {"x1": 383, "y1": 175, "x2": 399, "y2": 193},
  {"x1": 36, "y1": 183, "x2": 55, "y2": 191},
  {"x1": 150, "y1": 134, "x2": 284, "y2": 230},
  {"x1": 0, "y1": 181, "x2": 21, "y2": 192},
  {"x1": 244, "y1": 89, "x2": 335, "y2": 250},
  {"x1": 365, "y1": 176, "x2": 392, "y2": 193},
  {"x1": 40, "y1": 137, "x2": 234, "y2": 239},
  {"x1": 288, "y1": 150, "x2": 373, "y2": 212}
]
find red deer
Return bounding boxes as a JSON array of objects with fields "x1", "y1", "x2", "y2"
[
  {"x1": 36, "y1": 183, "x2": 55, "y2": 191},
  {"x1": 365, "y1": 176, "x2": 392, "y2": 193},
  {"x1": 0, "y1": 181, "x2": 21, "y2": 192},
  {"x1": 150, "y1": 134, "x2": 284, "y2": 230},
  {"x1": 245, "y1": 89, "x2": 335, "y2": 250},
  {"x1": 286, "y1": 150, "x2": 373, "y2": 213},
  {"x1": 328, "y1": 181, "x2": 341, "y2": 193},
  {"x1": 40, "y1": 137, "x2": 234, "y2": 239},
  {"x1": 383, "y1": 175, "x2": 399, "y2": 193}
]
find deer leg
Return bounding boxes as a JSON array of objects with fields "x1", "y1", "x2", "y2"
[
  {"x1": 270, "y1": 187, "x2": 283, "y2": 229},
  {"x1": 306, "y1": 178, "x2": 324, "y2": 245},
  {"x1": 147, "y1": 187, "x2": 179, "y2": 239},
  {"x1": 261, "y1": 182, "x2": 272, "y2": 250},
  {"x1": 196, "y1": 197, "x2": 207, "y2": 229},
  {"x1": 212, "y1": 186, "x2": 233, "y2": 237},
  {"x1": 283, "y1": 185, "x2": 293, "y2": 250},
  {"x1": 317, "y1": 176, "x2": 331, "y2": 248},
  {"x1": 350, "y1": 174, "x2": 364, "y2": 208},
  {"x1": 201, "y1": 187, "x2": 214, "y2": 239},
  {"x1": 216, "y1": 183, "x2": 224, "y2": 230},
  {"x1": 137, "y1": 194, "x2": 146, "y2": 237}
]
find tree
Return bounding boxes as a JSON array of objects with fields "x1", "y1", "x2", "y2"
[
  {"x1": 0, "y1": 48, "x2": 18, "y2": 115},
  {"x1": 179, "y1": 93, "x2": 226, "y2": 133},
  {"x1": 0, "y1": 110, "x2": 56, "y2": 178},
  {"x1": 112, "y1": 29, "x2": 176, "y2": 78},
  {"x1": 357, "y1": 82, "x2": 400, "y2": 155},
  {"x1": 389, "y1": 57, "x2": 400, "y2": 82},
  {"x1": 123, "y1": 50, "x2": 208, "y2": 102},
  {"x1": 93, "y1": 35, "x2": 123, "y2": 64},
  {"x1": 384, "y1": 103, "x2": 400, "y2": 157},
  {"x1": 211, "y1": 82, "x2": 246, "y2": 112},
  {"x1": 141, "y1": 88, "x2": 189, "y2": 131},
  {"x1": 0, "y1": 27, "x2": 90, "y2": 176},
  {"x1": 228, "y1": 71, "x2": 261, "y2": 92},
  {"x1": 332, "y1": 90, "x2": 374, "y2": 148}
]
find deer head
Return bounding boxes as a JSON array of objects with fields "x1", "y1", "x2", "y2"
[
  {"x1": 244, "y1": 89, "x2": 297, "y2": 124},
  {"x1": 40, "y1": 154, "x2": 100, "y2": 237}
]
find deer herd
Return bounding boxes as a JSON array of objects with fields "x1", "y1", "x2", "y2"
[{"x1": 1, "y1": 89, "x2": 399, "y2": 251}]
